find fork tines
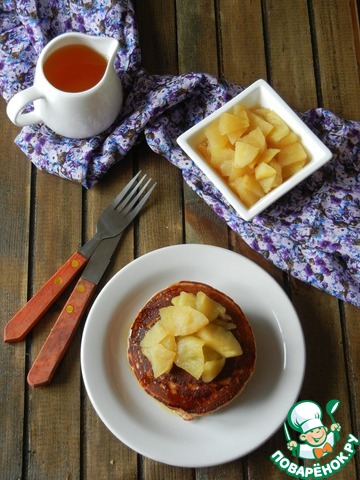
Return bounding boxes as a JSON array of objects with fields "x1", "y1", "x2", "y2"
[{"x1": 117, "y1": 172, "x2": 156, "y2": 220}]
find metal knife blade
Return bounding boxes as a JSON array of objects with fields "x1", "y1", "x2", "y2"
[
  {"x1": 80, "y1": 232, "x2": 123, "y2": 285},
  {"x1": 284, "y1": 422, "x2": 291, "y2": 442}
]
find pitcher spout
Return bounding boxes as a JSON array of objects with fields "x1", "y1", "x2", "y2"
[{"x1": 85, "y1": 35, "x2": 119, "y2": 64}]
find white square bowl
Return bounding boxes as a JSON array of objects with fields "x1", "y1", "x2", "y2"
[{"x1": 176, "y1": 79, "x2": 333, "y2": 221}]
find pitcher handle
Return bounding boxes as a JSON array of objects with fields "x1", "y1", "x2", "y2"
[{"x1": 7, "y1": 86, "x2": 43, "y2": 127}]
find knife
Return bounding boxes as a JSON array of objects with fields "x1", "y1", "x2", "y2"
[
  {"x1": 27, "y1": 233, "x2": 122, "y2": 387},
  {"x1": 284, "y1": 421, "x2": 297, "y2": 457}
]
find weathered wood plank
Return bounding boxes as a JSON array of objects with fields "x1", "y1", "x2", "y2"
[
  {"x1": 176, "y1": 0, "x2": 230, "y2": 249},
  {"x1": 132, "y1": 2, "x2": 191, "y2": 478},
  {"x1": 311, "y1": 0, "x2": 360, "y2": 117},
  {"x1": 82, "y1": 159, "x2": 138, "y2": 480},
  {"x1": 176, "y1": 4, "x2": 240, "y2": 476},
  {"x1": 136, "y1": 0, "x2": 178, "y2": 75},
  {"x1": 0, "y1": 99, "x2": 31, "y2": 480},
  {"x1": 137, "y1": 146, "x2": 184, "y2": 251},
  {"x1": 292, "y1": 285, "x2": 358, "y2": 480},
  {"x1": 219, "y1": 1, "x2": 297, "y2": 478},
  {"x1": 218, "y1": 0, "x2": 267, "y2": 86},
  {"x1": 220, "y1": 0, "x2": 285, "y2": 285},
  {"x1": 264, "y1": 0, "x2": 317, "y2": 109},
  {"x1": 176, "y1": 0, "x2": 218, "y2": 75},
  {"x1": 343, "y1": 303, "x2": 360, "y2": 454},
  {"x1": 26, "y1": 171, "x2": 82, "y2": 480},
  {"x1": 309, "y1": 1, "x2": 360, "y2": 477}
]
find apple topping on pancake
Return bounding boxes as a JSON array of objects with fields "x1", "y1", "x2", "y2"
[{"x1": 128, "y1": 281, "x2": 256, "y2": 420}]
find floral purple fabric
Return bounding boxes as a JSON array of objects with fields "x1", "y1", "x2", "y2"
[{"x1": 0, "y1": 0, "x2": 359, "y2": 308}]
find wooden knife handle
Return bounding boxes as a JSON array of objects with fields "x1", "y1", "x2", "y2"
[
  {"x1": 3, "y1": 252, "x2": 88, "y2": 342},
  {"x1": 27, "y1": 278, "x2": 96, "y2": 388}
]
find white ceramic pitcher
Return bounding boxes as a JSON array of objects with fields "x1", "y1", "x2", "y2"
[{"x1": 6, "y1": 32, "x2": 123, "y2": 138}]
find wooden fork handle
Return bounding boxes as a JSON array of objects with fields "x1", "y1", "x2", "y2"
[
  {"x1": 27, "y1": 277, "x2": 96, "y2": 387},
  {"x1": 3, "y1": 252, "x2": 88, "y2": 343}
]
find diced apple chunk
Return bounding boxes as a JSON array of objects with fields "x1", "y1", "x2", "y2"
[
  {"x1": 219, "y1": 159, "x2": 234, "y2": 177},
  {"x1": 174, "y1": 336, "x2": 205, "y2": 380},
  {"x1": 203, "y1": 345, "x2": 223, "y2": 361},
  {"x1": 248, "y1": 111, "x2": 274, "y2": 137},
  {"x1": 255, "y1": 162, "x2": 277, "y2": 181},
  {"x1": 210, "y1": 146, "x2": 235, "y2": 170},
  {"x1": 257, "y1": 148, "x2": 280, "y2": 164},
  {"x1": 238, "y1": 127, "x2": 267, "y2": 152},
  {"x1": 171, "y1": 291, "x2": 196, "y2": 308},
  {"x1": 204, "y1": 121, "x2": 228, "y2": 149},
  {"x1": 161, "y1": 334, "x2": 177, "y2": 352},
  {"x1": 202, "y1": 347, "x2": 226, "y2": 382},
  {"x1": 282, "y1": 160, "x2": 307, "y2": 179},
  {"x1": 241, "y1": 174, "x2": 265, "y2": 196},
  {"x1": 228, "y1": 164, "x2": 253, "y2": 182},
  {"x1": 196, "y1": 324, "x2": 243, "y2": 358},
  {"x1": 159, "y1": 305, "x2": 209, "y2": 336},
  {"x1": 272, "y1": 131, "x2": 298, "y2": 147},
  {"x1": 269, "y1": 159, "x2": 283, "y2": 187},
  {"x1": 277, "y1": 142, "x2": 307, "y2": 167},
  {"x1": 255, "y1": 163, "x2": 277, "y2": 193},
  {"x1": 140, "y1": 321, "x2": 168, "y2": 348},
  {"x1": 253, "y1": 106, "x2": 271, "y2": 117},
  {"x1": 233, "y1": 183, "x2": 261, "y2": 207},
  {"x1": 213, "y1": 318, "x2": 236, "y2": 330},
  {"x1": 218, "y1": 111, "x2": 249, "y2": 135},
  {"x1": 260, "y1": 176, "x2": 276, "y2": 193},
  {"x1": 195, "y1": 291, "x2": 226, "y2": 321},
  {"x1": 230, "y1": 174, "x2": 264, "y2": 208},
  {"x1": 196, "y1": 141, "x2": 210, "y2": 161},
  {"x1": 233, "y1": 103, "x2": 248, "y2": 115},
  {"x1": 265, "y1": 111, "x2": 290, "y2": 143},
  {"x1": 142, "y1": 344, "x2": 176, "y2": 377},
  {"x1": 227, "y1": 127, "x2": 249, "y2": 145},
  {"x1": 202, "y1": 359, "x2": 226, "y2": 382},
  {"x1": 234, "y1": 141, "x2": 259, "y2": 168}
]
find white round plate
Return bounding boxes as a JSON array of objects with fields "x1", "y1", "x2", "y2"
[{"x1": 81, "y1": 244, "x2": 305, "y2": 468}]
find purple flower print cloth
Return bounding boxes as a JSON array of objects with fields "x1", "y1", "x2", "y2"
[{"x1": 0, "y1": 1, "x2": 359, "y2": 308}]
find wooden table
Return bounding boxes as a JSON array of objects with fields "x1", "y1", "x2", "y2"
[{"x1": 1, "y1": 1, "x2": 359, "y2": 479}]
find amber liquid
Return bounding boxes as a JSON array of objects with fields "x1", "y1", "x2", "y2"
[{"x1": 43, "y1": 44, "x2": 107, "y2": 92}]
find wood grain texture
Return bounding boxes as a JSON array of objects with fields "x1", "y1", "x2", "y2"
[
  {"x1": 0, "y1": 99, "x2": 31, "y2": 480},
  {"x1": 220, "y1": 2, "x2": 294, "y2": 479},
  {"x1": 22, "y1": 169, "x2": 82, "y2": 479},
  {"x1": 264, "y1": 0, "x2": 318, "y2": 109},
  {"x1": 218, "y1": 0, "x2": 267, "y2": 86},
  {"x1": 135, "y1": 3, "x2": 190, "y2": 478},
  {"x1": 311, "y1": 0, "x2": 360, "y2": 117},
  {"x1": 82, "y1": 159, "x2": 139, "y2": 480},
  {"x1": 0, "y1": 1, "x2": 359, "y2": 479},
  {"x1": 177, "y1": 0, "x2": 218, "y2": 75},
  {"x1": 177, "y1": 0, "x2": 230, "y2": 249}
]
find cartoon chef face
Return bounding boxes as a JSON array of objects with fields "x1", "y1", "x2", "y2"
[
  {"x1": 300, "y1": 426, "x2": 328, "y2": 446},
  {"x1": 288, "y1": 400, "x2": 326, "y2": 444}
]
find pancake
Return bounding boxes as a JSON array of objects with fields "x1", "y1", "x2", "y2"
[{"x1": 128, "y1": 281, "x2": 256, "y2": 420}]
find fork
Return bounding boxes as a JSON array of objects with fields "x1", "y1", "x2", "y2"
[
  {"x1": 80, "y1": 171, "x2": 154, "y2": 258},
  {"x1": 4, "y1": 173, "x2": 156, "y2": 343}
]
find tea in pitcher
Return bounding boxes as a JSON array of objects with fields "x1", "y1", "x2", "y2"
[
  {"x1": 7, "y1": 32, "x2": 123, "y2": 137},
  {"x1": 43, "y1": 44, "x2": 107, "y2": 92}
]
